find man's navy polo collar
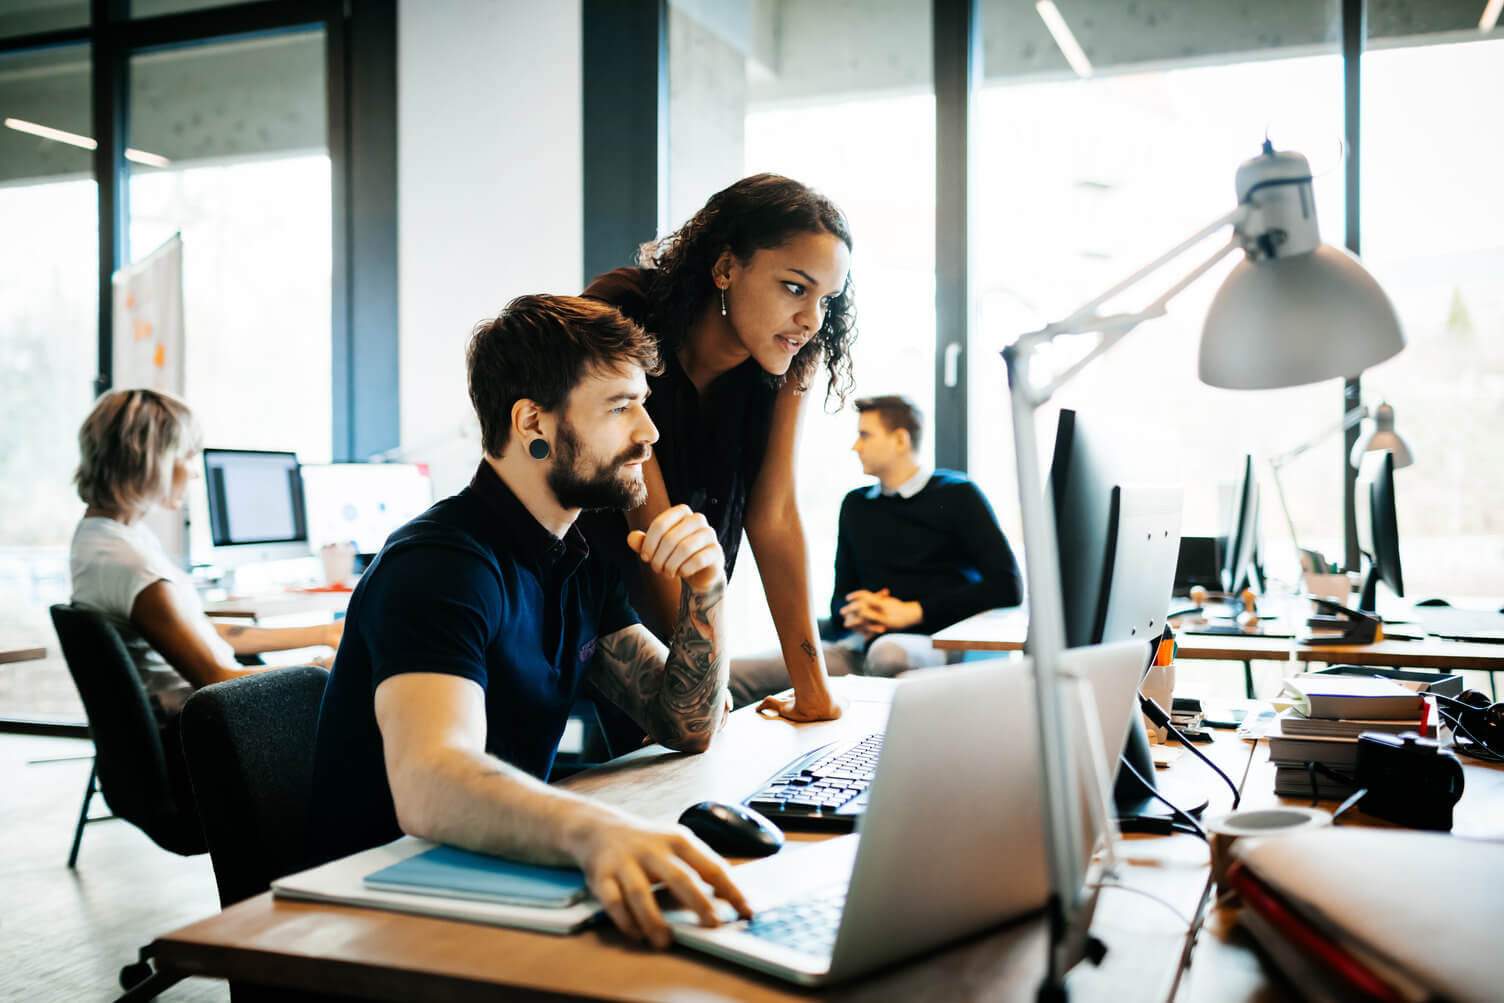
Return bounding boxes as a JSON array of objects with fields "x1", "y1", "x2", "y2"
[{"x1": 468, "y1": 460, "x2": 589, "y2": 575}]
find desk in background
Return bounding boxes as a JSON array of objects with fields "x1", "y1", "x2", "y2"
[
  {"x1": 0, "y1": 644, "x2": 47, "y2": 664},
  {"x1": 203, "y1": 589, "x2": 352, "y2": 622},
  {"x1": 932, "y1": 607, "x2": 1504, "y2": 696},
  {"x1": 146, "y1": 675, "x2": 1222, "y2": 1002}
]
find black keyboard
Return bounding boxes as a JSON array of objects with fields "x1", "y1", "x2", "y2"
[{"x1": 742, "y1": 733, "x2": 883, "y2": 831}]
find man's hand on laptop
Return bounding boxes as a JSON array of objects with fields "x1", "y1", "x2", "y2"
[
  {"x1": 567, "y1": 808, "x2": 752, "y2": 948},
  {"x1": 840, "y1": 588, "x2": 923, "y2": 637},
  {"x1": 627, "y1": 505, "x2": 726, "y2": 595}
]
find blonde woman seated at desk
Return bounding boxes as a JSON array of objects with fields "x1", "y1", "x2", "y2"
[{"x1": 70, "y1": 389, "x2": 341, "y2": 727}]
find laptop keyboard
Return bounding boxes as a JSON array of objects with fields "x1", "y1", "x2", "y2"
[
  {"x1": 743, "y1": 733, "x2": 883, "y2": 831},
  {"x1": 743, "y1": 885, "x2": 847, "y2": 958}
]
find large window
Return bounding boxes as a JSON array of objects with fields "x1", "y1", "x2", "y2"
[
  {"x1": 972, "y1": 2, "x2": 1346, "y2": 595},
  {"x1": 0, "y1": 45, "x2": 97, "y2": 722},
  {"x1": 126, "y1": 31, "x2": 332, "y2": 562},
  {"x1": 668, "y1": 0, "x2": 936, "y2": 652},
  {"x1": 0, "y1": 4, "x2": 392, "y2": 728},
  {"x1": 1361, "y1": 35, "x2": 1504, "y2": 599}
]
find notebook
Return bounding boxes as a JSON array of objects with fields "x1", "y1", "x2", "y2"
[
  {"x1": 272, "y1": 837, "x2": 600, "y2": 934},
  {"x1": 1280, "y1": 675, "x2": 1424, "y2": 721},
  {"x1": 667, "y1": 640, "x2": 1147, "y2": 987},
  {"x1": 364, "y1": 844, "x2": 587, "y2": 908},
  {"x1": 1232, "y1": 829, "x2": 1504, "y2": 1003}
]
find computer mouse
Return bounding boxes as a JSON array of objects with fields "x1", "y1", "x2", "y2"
[{"x1": 677, "y1": 800, "x2": 784, "y2": 858}]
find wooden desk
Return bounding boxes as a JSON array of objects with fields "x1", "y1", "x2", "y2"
[
  {"x1": 147, "y1": 676, "x2": 1223, "y2": 1002},
  {"x1": 932, "y1": 607, "x2": 1504, "y2": 672},
  {"x1": 0, "y1": 645, "x2": 47, "y2": 664}
]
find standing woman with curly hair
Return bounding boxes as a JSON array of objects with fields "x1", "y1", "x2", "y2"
[{"x1": 580, "y1": 174, "x2": 854, "y2": 724}]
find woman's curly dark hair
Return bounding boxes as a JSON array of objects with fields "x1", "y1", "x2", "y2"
[{"x1": 637, "y1": 174, "x2": 856, "y2": 408}]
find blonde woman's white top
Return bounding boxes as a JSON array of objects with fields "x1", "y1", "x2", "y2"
[{"x1": 69, "y1": 516, "x2": 233, "y2": 721}]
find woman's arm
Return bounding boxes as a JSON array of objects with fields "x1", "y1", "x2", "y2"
[
  {"x1": 130, "y1": 581, "x2": 260, "y2": 688},
  {"x1": 743, "y1": 380, "x2": 844, "y2": 722},
  {"x1": 211, "y1": 619, "x2": 343, "y2": 656}
]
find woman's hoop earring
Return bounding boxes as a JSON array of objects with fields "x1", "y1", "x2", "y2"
[
  {"x1": 528, "y1": 438, "x2": 550, "y2": 460},
  {"x1": 720, "y1": 287, "x2": 727, "y2": 317}
]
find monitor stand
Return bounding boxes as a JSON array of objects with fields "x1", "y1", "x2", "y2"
[{"x1": 1114, "y1": 714, "x2": 1210, "y2": 829}]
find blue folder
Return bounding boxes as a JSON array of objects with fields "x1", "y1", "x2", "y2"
[{"x1": 363, "y1": 845, "x2": 588, "y2": 908}]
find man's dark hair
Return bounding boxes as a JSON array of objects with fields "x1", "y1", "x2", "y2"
[
  {"x1": 855, "y1": 394, "x2": 923, "y2": 451},
  {"x1": 467, "y1": 294, "x2": 662, "y2": 457}
]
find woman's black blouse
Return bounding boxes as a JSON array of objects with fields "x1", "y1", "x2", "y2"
[{"x1": 578, "y1": 267, "x2": 777, "y2": 638}]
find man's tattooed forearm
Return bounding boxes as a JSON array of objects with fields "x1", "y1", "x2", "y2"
[
  {"x1": 655, "y1": 581, "x2": 727, "y2": 746},
  {"x1": 590, "y1": 581, "x2": 726, "y2": 752}
]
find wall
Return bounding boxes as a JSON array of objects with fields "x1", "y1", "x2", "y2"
[{"x1": 396, "y1": 0, "x2": 583, "y2": 497}]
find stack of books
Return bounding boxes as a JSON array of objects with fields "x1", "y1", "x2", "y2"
[{"x1": 1269, "y1": 675, "x2": 1427, "y2": 801}]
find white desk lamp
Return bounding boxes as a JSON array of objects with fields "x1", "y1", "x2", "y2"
[
  {"x1": 1267, "y1": 400, "x2": 1414, "y2": 577},
  {"x1": 1003, "y1": 141, "x2": 1404, "y2": 995}
]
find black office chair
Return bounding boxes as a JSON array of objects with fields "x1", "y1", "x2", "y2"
[
  {"x1": 48, "y1": 604, "x2": 206, "y2": 867},
  {"x1": 178, "y1": 665, "x2": 329, "y2": 909}
]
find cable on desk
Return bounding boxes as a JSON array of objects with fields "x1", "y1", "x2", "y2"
[
  {"x1": 1140, "y1": 695, "x2": 1241, "y2": 809},
  {"x1": 1118, "y1": 757, "x2": 1208, "y2": 841}
]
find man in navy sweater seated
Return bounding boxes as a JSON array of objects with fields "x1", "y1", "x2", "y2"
[
  {"x1": 728, "y1": 395, "x2": 1021, "y2": 706},
  {"x1": 309, "y1": 295, "x2": 749, "y2": 949},
  {"x1": 828, "y1": 394, "x2": 1022, "y2": 675}
]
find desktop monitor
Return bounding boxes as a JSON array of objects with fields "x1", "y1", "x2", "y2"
[
  {"x1": 1221, "y1": 454, "x2": 1260, "y2": 595},
  {"x1": 202, "y1": 448, "x2": 308, "y2": 554},
  {"x1": 1047, "y1": 409, "x2": 1201, "y2": 824},
  {"x1": 300, "y1": 462, "x2": 434, "y2": 560},
  {"x1": 1356, "y1": 450, "x2": 1404, "y2": 613}
]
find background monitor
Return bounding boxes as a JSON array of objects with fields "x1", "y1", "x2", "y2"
[
  {"x1": 203, "y1": 448, "x2": 307, "y2": 549},
  {"x1": 1047, "y1": 408, "x2": 1119, "y2": 650},
  {"x1": 300, "y1": 462, "x2": 434, "y2": 558},
  {"x1": 1356, "y1": 450, "x2": 1404, "y2": 612},
  {"x1": 1220, "y1": 454, "x2": 1260, "y2": 595}
]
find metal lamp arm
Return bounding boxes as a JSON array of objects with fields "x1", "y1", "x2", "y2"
[
  {"x1": 1269, "y1": 406, "x2": 1369, "y2": 468},
  {"x1": 1018, "y1": 206, "x2": 1249, "y2": 406}
]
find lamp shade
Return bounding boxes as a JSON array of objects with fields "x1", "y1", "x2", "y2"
[
  {"x1": 1351, "y1": 401, "x2": 1414, "y2": 468},
  {"x1": 1198, "y1": 244, "x2": 1405, "y2": 390}
]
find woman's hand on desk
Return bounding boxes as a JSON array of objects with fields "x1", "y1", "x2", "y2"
[
  {"x1": 567, "y1": 810, "x2": 752, "y2": 949},
  {"x1": 756, "y1": 686, "x2": 847, "y2": 723}
]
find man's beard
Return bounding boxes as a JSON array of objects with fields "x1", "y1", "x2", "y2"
[{"x1": 547, "y1": 420, "x2": 649, "y2": 511}]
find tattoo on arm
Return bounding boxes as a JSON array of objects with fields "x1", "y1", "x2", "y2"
[
  {"x1": 801, "y1": 640, "x2": 817, "y2": 662},
  {"x1": 224, "y1": 626, "x2": 246, "y2": 638},
  {"x1": 591, "y1": 581, "x2": 726, "y2": 751}
]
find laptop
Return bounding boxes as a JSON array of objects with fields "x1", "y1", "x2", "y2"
[{"x1": 669, "y1": 640, "x2": 1147, "y2": 986}]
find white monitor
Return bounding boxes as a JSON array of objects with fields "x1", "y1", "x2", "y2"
[
  {"x1": 299, "y1": 462, "x2": 433, "y2": 557},
  {"x1": 201, "y1": 448, "x2": 312, "y2": 574}
]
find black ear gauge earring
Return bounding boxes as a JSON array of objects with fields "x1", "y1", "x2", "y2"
[{"x1": 528, "y1": 439, "x2": 550, "y2": 460}]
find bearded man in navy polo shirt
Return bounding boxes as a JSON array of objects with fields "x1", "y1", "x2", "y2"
[{"x1": 310, "y1": 294, "x2": 750, "y2": 949}]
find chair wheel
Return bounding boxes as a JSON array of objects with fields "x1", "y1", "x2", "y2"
[{"x1": 121, "y1": 960, "x2": 153, "y2": 989}]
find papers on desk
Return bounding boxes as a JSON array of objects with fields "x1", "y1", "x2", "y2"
[
  {"x1": 1229, "y1": 828, "x2": 1504, "y2": 1003},
  {"x1": 272, "y1": 836, "x2": 601, "y2": 934}
]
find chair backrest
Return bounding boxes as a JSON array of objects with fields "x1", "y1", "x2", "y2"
[
  {"x1": 179, "y1": 665, "x2": 329, "y2": 907},
  {"x1": 49, "y1": 603, "x2": 205, "y2": 856}
]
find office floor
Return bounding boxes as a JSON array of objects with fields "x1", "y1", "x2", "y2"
[{"x1": 1, "y1": 733, "x2": 227, "y2": 1002}]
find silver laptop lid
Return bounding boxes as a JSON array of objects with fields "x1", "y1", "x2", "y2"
[{"x1": 826, "y1": 639, "x2": 1146, "y2": 981}]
